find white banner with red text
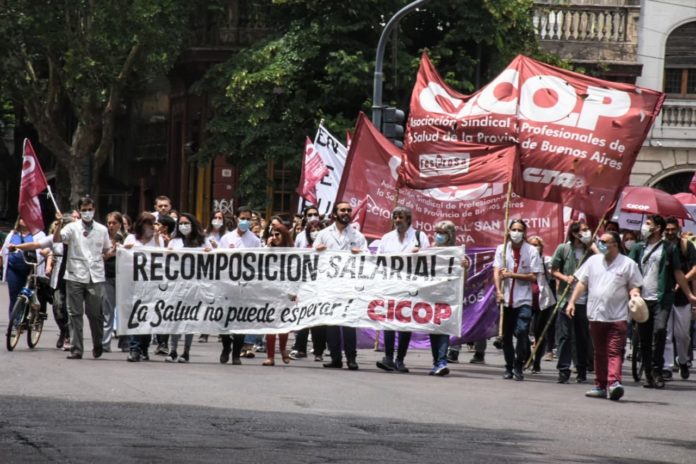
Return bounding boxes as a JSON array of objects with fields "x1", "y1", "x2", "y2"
[{"x1": 116, "y1": 246, "x2": 464, "y2": 336}]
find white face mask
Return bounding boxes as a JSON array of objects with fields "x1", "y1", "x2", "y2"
[
  {"x1": 310, "y1": 231, "x2": 318, "y2": 241},
  {"x1": 81, "y1": 211, "x2": 94, "y2": 222},
  {"x1": 211, "y1": 219, "x2": 223, "y2": 230},
  {"x1": 624, "y1": 239, "x2": 636, "y2": 251},
  {"x1": 579, "y1": 230, "x2": 592, "y2": 244},
  {"x1": 179, "y1": 224, "x2": 192, "y2": 236},
  {"x1": 509, "y1": 231, "x2": 523, "y2": 244},
  {"x1": 641, "y1": 224, "x2": 653, "y2": 240}
]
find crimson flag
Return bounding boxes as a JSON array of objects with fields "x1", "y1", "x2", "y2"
[
  {"x1": 689, "y1": 171, "x2": 696, "y2": 196},
  {"x1": 296, "y1": 137, "x2": 329, "y2": 204},
  {"x1": 19, "y1": 140, "x2": 49, "y2": 234}
]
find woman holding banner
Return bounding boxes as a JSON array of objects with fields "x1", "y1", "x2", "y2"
[
  {"x1": 122, "y1": 212, "x2": 163, "y2": 362},
  {"x1": 494, "y1": 219, "x2": 542, "y2": 381},
  {"x1": 165, "y1": 213, "x2": 210, "y2": 364},
  {"x1": 262, "y1": 224, "x2": 294, "y2": 366}
]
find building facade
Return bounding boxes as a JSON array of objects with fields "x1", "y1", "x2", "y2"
[{"x1": 534, "y1": 0, "x2": 696, "y2": 194}]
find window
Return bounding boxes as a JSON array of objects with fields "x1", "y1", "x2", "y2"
[{"x1": 664, "y1": 22, "x2": 696, "y2": 96}]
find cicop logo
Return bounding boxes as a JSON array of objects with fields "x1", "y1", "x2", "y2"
[
  {"x1": 523, "y1": 167, "x2": 584, "y2": 189},
  {"x1": 419, "y1": 153, "x2": 470, "y2": 177},
  {"x1": 625, "y1": 203, "x2": 649, "y2": 211}
]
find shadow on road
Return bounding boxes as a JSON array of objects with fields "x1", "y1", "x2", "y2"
[{"x1": 0, "y1": 395, "x2": 551, "y2": 464}]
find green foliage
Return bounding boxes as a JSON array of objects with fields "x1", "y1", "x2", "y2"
[
  {"x1": 198, "y1": 0, "x2": 548, "y2": 206},
  {"x1": 0, "y1": 0, "x2": 193, "y2": 202}
]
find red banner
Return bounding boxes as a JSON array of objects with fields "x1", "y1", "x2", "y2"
[
  {"x1": 404, "y1": 53, "x2": 665, "y2": 218},
  {"x1": 336, "y1": 114, "x2": 564, "y2": 250},
  {"x1": 296, "y1": 136, "x2": 329, "y2": 204},
  {"x1": 19, "y1": 139, "x2": 48, "y2": 234}
]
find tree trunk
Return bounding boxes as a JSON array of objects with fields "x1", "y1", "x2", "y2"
[{"x1": 67, "y1": 153, "x2": 92, "y2": 209}]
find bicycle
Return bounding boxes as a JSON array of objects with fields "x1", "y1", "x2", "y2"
[
  {"x1": 631, "y1": 320, "x2": 644, "y2": 382},
  {"x1": 5, "y1": 250, "x2": 51, "y2": 351}
]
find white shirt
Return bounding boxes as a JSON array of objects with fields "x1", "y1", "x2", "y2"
[
  {"x1": 219, "y1": 229, "x2": 261, "y2": 249},
  {"x1": 59, "y1": 220, "x2": 111, "y2": 283},
  {"x1": 575, "y1": 253, "x2": 642, "y2": 322},
  {"x1": 494, "y1": 242, "x2": 542, "y2": 307},
  {"x1": 123, "y1": 234, "x2": 164, "y2": 248},
  {"x1": 167, "y1": 237, "x2": 212, "y2": 250},
  {"x1": 294, "y1": 231, "x2": 308, "y2": 249},
  {"x1": 640, "y1": 241, "x2": 662, "y2": 301},
  {"x1": 314, "y1": 223, "x2": 367, "y2": 251},
  {"x1": 377, "y1": 227, "x2": 430, "y2": 253}
]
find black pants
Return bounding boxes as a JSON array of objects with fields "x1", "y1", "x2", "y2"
[
  {"x1": 556, "y1": 303, "x2": 589, "y2": 376},
  {"x1": 52, "y1": 287, "x2": 70, "y2": 337},
  {"x1": 638, "y1": 300, "x2": 672, "y2": 375},
  {"x1": 532, "y1": 307, "x2": 553, "y2": 371},
  {"x1": 292, "y1": 326, "x2": 328, "y2": 355},
  {"x1": 383, "y1": 330, "x2": 412, "y2": 361},
  {"x1": 220, "y1": 334, "x2": 247, "y2": 359},
  {"x1": 326, "y1": 326, "x2": 357, "y2": 362},
  {"x1": 502, "y1": 305, "x2": 533, "y2": 372}
]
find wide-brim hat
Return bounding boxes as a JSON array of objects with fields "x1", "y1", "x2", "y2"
[{"x1": 629, "y1": 296, "x2": 649, "y2": 323}]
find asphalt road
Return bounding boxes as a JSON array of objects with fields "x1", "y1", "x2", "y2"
[{"x1": 1, "y1": 283, "x2": 695, "y2": 463}]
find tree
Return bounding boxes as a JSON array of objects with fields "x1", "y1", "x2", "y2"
[
  {"x1": 198, "y1": 0, "x2": 549, "y2": 206},
  {"x1": 0, "y1": 0, "x2": 192, "y2": 208}
]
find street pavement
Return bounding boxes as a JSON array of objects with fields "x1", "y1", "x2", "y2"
[{"x1": 1, "y1": 283, "x2": 696, "y2": 463}]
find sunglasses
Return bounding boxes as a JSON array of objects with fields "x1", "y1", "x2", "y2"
[
  {"x1": 307, "y1": 213, "x2": 319, "y2": 218},
  {"x1": 338, "y1": 208, "x2": 352, "y2": 213},
  {"x1": 598, "y1": 240, "x2": 615, "y2": 245},
  {"x1": 272, "y1": 233, "x2": 281, "y2": 237}
]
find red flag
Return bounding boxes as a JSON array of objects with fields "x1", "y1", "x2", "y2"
[
  {"x1": 19, "y1": 140, "x2": 49, "y2": 234},
  {"x1": 405, "y1": 52, "x2": 665, "y2": 218},
  {"x1": 350, "y1": 194, "x2": 369, "y2": 232},
  {"x1": 689, "y1": 171, "x2": 696, "y2": 196},
  {"x1": 296, "y1": 137, "x2": 329, "y2": 204}
]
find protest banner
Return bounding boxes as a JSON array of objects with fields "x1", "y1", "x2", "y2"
[
  {"x1": 116, "y1": 246, "x2": 465, "y2": 336},
  {"x1": 337, "y1": 113, "x2": 565, "y2": 251},
  {"x1": 404, "y1": 53, "x2": 665, "y2": 218},
  {"x1": 298, "y1": 124, "x2": 348, "y2": 216}
]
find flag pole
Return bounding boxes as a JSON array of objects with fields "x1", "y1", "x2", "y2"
[
  {"x1": 524, "y1": 218, "x2": 605, "y2": 370},
  {"x1": 46, "y1": 185, "x2": 61, "y2": 214},
  {"x1": 498, "y1": 181, "x2": 514, "y2": 338}
]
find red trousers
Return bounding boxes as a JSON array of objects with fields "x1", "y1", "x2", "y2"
[
  {"x1": 266, "y1": 333, "x2": 288, "y2": 357},
  {"x1": 589, "y1": 320, "x2": 627, "y2": 389}
]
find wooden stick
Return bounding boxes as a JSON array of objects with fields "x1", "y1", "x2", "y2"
[{"x1": 498, "y1": 182, "x2": 514, "y2": 338}]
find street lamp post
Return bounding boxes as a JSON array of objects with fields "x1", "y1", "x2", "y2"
[{"x1": 372, "y1": 0, "x2": 430, "y2": 131}]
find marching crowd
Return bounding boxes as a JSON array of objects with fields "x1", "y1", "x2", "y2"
[{"x1": 2, "y1": 195, "x2": 696, "y2": 401}]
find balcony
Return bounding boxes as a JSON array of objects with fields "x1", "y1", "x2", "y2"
[
  {"x1": 650, "y1": 99, "x2": 696, "y2": 147},
  {"x1": 533, "y1": 2, "x2": 640, "y2": 68}
]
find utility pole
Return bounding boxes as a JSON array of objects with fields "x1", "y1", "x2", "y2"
[{"x1": 372, "y1": 0, "x2": 430, "y2": 130}]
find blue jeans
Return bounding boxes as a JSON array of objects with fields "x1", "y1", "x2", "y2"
[
  {"x1": 429, "y1": 334, "x2": 449, "y2": 366},
  {"x1": 6, "y1": 266, "x2": 29, "y2": 317},
  {"x1": 502, "y1": 304, "x2": 533, "y2": 372}
]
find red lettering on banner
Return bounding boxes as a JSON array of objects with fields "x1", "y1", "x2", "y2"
[{"x1": 365, "y1": 300, "x2": 453, "y2": 326}]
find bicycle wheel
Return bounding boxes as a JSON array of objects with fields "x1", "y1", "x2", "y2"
[
  {"x1": 6, "y1": 296, "x2": 29, "y2": 351},
  {"x1": 631, "y1": 325, "x2": 643, "y2": 382},
  {"x1": 27, "y1": 307, "x2": 45, "y2": 348}
]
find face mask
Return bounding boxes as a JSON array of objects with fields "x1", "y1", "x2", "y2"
[
  {"x1": 178, "y1": 224, "x2": 192, "y2": 236},
  {"x1": 509, "y1": 231, "x2": 523, "y2": 244},
  {"x1": 598, "y1": 241, "x2": 609, "y2": 255},
  {"x1": 237, "y1": 219, "x2": 250, "y2": 232},
  {"x1": 81, "y1": 211, "x2": 94, "y2": 222},
  {"x1": 641, "y1": 224, "x2": 653, "y2": 240},
  {"x1": 211, "y1": 219, "x2": 223, "y2": 230},
  {"x1": 310, "y1": 231, "x2": 318, "y2": 241},
  {"x1": 623, "y1": 240, "x2": 636, "y2": 251},
  {"x1": 579, "y1": 230, "x2": 592, "y2": 245},
  {"x1": 435, "y1": 233, "x2": 447, "y2": 245},
  {"x1": 143, "y1": 228, "x2": 154, "y2": 239}
]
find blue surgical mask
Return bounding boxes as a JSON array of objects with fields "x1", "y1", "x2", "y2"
[
  {"x1": 237, "y1": 219, "x2": 250, "y2": 232},
  {"x1": 598, "y1": 241, "x2": 608, "y2": 255},
  {"x1": 435, "y1": 233, "x2": 447, "y2": 245}
]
